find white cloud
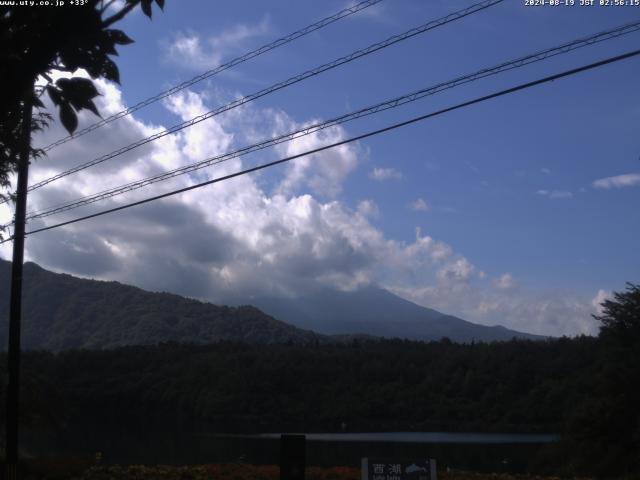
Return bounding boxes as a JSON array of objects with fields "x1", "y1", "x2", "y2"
[
  {"x1": 592, "y1": 173, "x2": 640, "y2": 190},
  {"x1": 166, "y1": 17, "x2": 271, "y2": 71},
  {"x1": 275, "y1": 120, "x2": 359, "y2": 198},
  {"x1": 369, "y1": 167, "x2": 402, "y2": 181},
  {"x1": 493, "y1": 272, "x2": 515, "y2": 290},
  {"x1": 391, "y1": 282, "x2": 602, "y2": 337},
  {"x1": 0, "y1": 77, "x2": 603, "y2": 338},
  {"x1": 436, "y1": 258, "x2": 474, "y2": 284},
  {"x1": 357, "y1": 199, "x2": 379, "y2": 219},
  {"x1": 105, "y1": 0, "x2": 126, "y2": 14},
  {"x1": 591, "y1": 289, "x2": 610, "y2": 316},
  {"x1": 536, "y1": 189, "x2": 573, "y2": 199},
  {"x1": 541, "y1": 167, "x2": 551, "y2": 175},
  {"x1": 409, "y1": 198, "x2": 429, "y2": 211}
]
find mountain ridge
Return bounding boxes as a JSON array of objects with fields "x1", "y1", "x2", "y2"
[
  {"x1": 0, "y1": 259, "x2": 324, "y2": 350},
  {"x1": 226, "y1": 285, "x2": 544, "y2": 342},
  {"x1": 0, "y1": 259, "x2": 543, "y2": 350}
]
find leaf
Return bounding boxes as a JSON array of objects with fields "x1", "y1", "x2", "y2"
[
  {"x1": 105, "y1": 29, "x2": 134, "y2": 45},
  {"x1": 32, "y1": 96, "x2": 45, "y2": 109},
  {"x1": 85, "y1": 63, "x2": 102, "y2": 79},
  {"x1": 58, "y1": 48, "x2": 85, "y2": 72},
  {"x1": 101, "y1": 58, "x2": 120, "y2": 84},
  {"x1": 141, "y1": 0, "x2": 152, "y2": 18},
  {"x1": 46, "y1": 86, "x2": 62, "y2": 106},
  {"x1": 59, "y1": 101, "x2": 78, "y2": 134},
  {"x1": 66, "y1": 77, "x2": 100, "y2": 99},
  {"x1": 155, "y1": 0, "x2": 164, "y2": 10},
  {"x1": 84, "y1": 99, "x2": 101, "y2": 118},
  {"x1": 56, "y1": 78, "x2": 102, "y2": 117},
  {"x1": 106, "y1": 45, "x2": 119, "y2": 56}
]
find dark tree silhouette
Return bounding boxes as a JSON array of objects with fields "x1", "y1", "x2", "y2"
[
  {"x1": 0, "y1": 0, "x2": 165, "y2": 204},
  {"x1": 564, "y1": 283, "x2": 640, "y2": 477},
  {"x1": 0, "y1": 2, "x2": 165, "y2": 474},
  {"x1": 594, "y1": 282, "x2": 640, "y2": 340}
]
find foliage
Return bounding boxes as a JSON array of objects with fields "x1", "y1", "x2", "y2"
[
  {"x1": 0, "y1": 260, "x2": 324, "y2": 349},
  {"x1": 66, "y1": 464, "x2": 594, "y2": 480},
  {"x1": 563, "y1": 283, "x2": 640, "y2": 478},
  {"x1": 0, "y1": 338, "x2": 598, "y2": 437},
  {"x1": 594, "y1": 283, "x2": 640, "y2": 341},
  {"x1": 64, "y1": 464, "x2": 591, "y2": 480},
  {"x1": 1, "y1": 260, "x2": 637, "y2": 476},
  {"x1": 10, "y1": 458, "x2": 599, "y2": 480},
  {"x1": 0, "y1": 0, "x2": 164, "y2": 204}
]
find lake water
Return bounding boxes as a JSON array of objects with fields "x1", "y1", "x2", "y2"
[
  {"x1": 25, "y1": 428, "x2": 559, "y2": 473},
  {"x1": 243, "y1": 432, "x2": 559, "y2": 444}
]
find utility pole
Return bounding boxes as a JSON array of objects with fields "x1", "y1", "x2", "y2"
[{"x1": 5, "y1": 86, "x2": 34, "y2": 480}]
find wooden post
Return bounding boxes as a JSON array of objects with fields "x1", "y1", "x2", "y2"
[
  {"x1": 5, "y1": 88, "x2": 33, "y2": 480},
  {"x1": 280, "y1": 434, "x2": 305, "y2": 480}
]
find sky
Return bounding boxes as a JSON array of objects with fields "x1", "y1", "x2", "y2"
[{"x1": 1, "y1": 0, "x2": 639, "y2": 336}]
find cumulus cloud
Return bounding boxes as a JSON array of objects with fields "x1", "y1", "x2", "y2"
[
  {"x1": 369, "y1": 167, "x2": 402, "y2": 181},
  {"x1": 274, "y1": 120, "x2": 359, "y2": 198},
  {"x1": 536, "y1": 189, "x2": 573, "y2": 199},
  {"x1": 592, "y1": 173, "x2": 640, "y2": 189},
  {"x1": 493, "y1": 272, "x2": 515, "y2": 290},
  {"x1": 166, "y1": 17, "x2": 271, "y2": 70},
  {"x1": 409, "y1": 198, "x2": 429, "y2": 211},
  {"x1": 591, "y1": 289, "x2": 610, "y2": 317},
  {"x1": 391, "y1": 282, "x2": 601, "y2": 337},
  {"x1": 357, "y1": 200, "x2": 379, "y2": 219},
  {"x1": 0, "y1": 75, "x2": 603, "y2": 337}
]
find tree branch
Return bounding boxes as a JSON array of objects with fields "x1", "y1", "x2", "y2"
[
  {"x1": 100, "y1": 0, "x2": 118, "y2": 14},
  {"x1": 102, "y1": 1, "x2": 137, "y2": 28}
]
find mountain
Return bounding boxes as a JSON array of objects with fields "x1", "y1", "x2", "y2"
[
  {"x1": 228, "y1": 286, "x2": 544, "y2": 342},
  {"x1": 0, "y1": 259, "x2": 542, "y2": 350},
  {"x1": 0, "y1": 259, "x2": 324, "y2": 350}
]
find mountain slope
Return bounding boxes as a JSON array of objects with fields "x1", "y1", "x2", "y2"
[
  {"x1": 231, "y1": 286, "x2": 544, "y2": 342},
  {"x1": 0, "y1": 259, "x2": 323, "y2": 350}
]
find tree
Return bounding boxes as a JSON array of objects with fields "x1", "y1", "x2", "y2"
[
  {"x1": 0, "y1": 1, "x2": 165, "y2": 475},
  {"x1": 595, "y1": 282, "x2": 640, "y2": 342},
  {"x1": 0, "y1": 0, "x2": 165, "y2": 204},
  {"x1": 565, "y1": 283, "x2": 640, "y2": 477}
]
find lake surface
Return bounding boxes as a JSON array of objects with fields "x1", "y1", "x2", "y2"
[
  {"x1": 242, "y1": 432, "x2": 559, "y2": 444},
  {"x1": 25, "y1": 428, "x2": 559, "y2": 473}
]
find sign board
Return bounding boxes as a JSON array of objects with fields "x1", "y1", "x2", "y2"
[{"x1": 361, "y1": 458, "x2": 436, "y2": 480}]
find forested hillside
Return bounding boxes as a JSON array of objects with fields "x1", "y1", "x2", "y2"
[
  {"x1": 1, "y1": 316, "x2": 638, "y2": 476},
  {"x1": 0, "y1": 260, "x2": 541, "y2": 347},
  {"x1": 0, "y1": 260, "x2": 323, "y2": 349},
  {"x1": 1, "y1": 337, "x2": 597, "y2": 435}
]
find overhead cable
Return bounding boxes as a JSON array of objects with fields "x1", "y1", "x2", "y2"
[
  {"x1": 40, "y1": 0, "x2": 386, "y2": 152},
  {"x1": 2, "y1": 48, "x2": 637, "y2": 245},
  {"x1": 20, "y1": 19, "x2": 640, "y2": 222},
  {"x1": 23, "y1": 0, "x2": 504, "y2": 195}
]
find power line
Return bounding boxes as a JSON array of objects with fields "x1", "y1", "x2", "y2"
[
  {"x1": 19, "y1": 19, "x2": 640, "y2": 223},
  {"x1": 3, "y1": 48, "x2": 637, "y2": 245},
  {"x1": 22, "y1": 0, "x2": 504, "y2": 195},
  {"x1": 39, "y1": 0, "x2": 385, "y2": 152}
]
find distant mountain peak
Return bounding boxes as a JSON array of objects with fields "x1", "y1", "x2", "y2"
[
  {"x1": 226, "y1": 285, "x2": 545, "y2": 343},
  {"x1": 0, "y1": 259, "x2": 544, "y2": 350}
]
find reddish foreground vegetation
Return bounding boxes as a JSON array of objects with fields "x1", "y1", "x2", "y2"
[{"x1": 69, "y1": 464, "x2": 590, "y2": 480}]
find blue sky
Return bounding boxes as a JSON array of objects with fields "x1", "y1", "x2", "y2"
[{"x1": 1, "y1": 0, "x2": 639, "y2": 335}]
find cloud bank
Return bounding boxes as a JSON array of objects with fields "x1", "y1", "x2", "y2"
[{"x1": 0, "y1": 73, "x2": 605, "y2": 337}]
